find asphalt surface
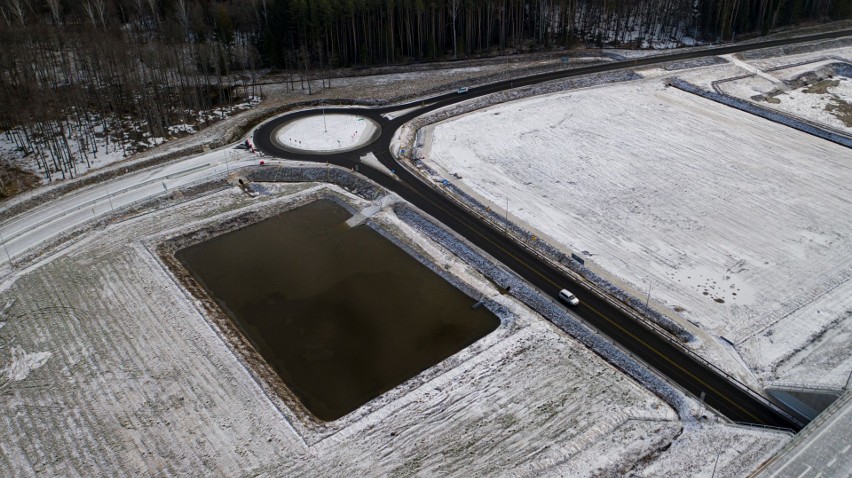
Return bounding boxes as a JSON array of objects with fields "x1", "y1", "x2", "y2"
[
  {"x1": 754, "y1": 391, "x2": 852, "y2": 477},
  {"x1": 255, "y1": 30, "x2": 852, "y2": 431}
]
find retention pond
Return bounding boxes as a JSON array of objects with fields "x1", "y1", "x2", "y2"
[{"x1": 177, "y1": 200, "x2": 499, "y2": 421}]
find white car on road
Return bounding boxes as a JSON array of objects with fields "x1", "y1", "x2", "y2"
[{"x1": 559, "y1": 289, "x2": 580, "y2": 306}]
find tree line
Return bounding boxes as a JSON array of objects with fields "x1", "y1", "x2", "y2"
[{"x1": 0, "y1": 0, "x2": 847, "y2": 181}]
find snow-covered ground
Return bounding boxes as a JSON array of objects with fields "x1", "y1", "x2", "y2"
[
  {"x1": 632, "y1": 422, "x2": 788, "y2": 477},
  {"x1": 721, "y1": 54, "x2": 786, "y2": 85},
  {"x1": 0, "y1": 51, "x2": 601, "y2": 211},
  {"x1": 333, "y1": 66, "x2": 491, "y2": 87},
  {"x1": 275, "y1": 114, "x2": 377, "y2": 151},
  {"x1": 0, "y1": 179, "x2": 786, "y2": 476},
  {"x1": 424, "y1": 76, "x2": 852, "y2": 388},
  {"x1": 7, "y1": 35, "x2": 852, "y2": 476},
  {"x1": 716, "y1": 58, "x2": 852, "y2": 135},
  {"x1": 0, "y1": 97, "x2": 261, "y2": 183}
]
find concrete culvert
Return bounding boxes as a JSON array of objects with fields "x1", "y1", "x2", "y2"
[{"x1": 227, "y1": 174, "x2": 250, "y2": 187}]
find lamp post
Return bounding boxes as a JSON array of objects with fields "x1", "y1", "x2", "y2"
[
  {"x1": 105, "y1": 186, "x2": 115, "y2": 213},
  {"x1": 505, "y1": 197, "x2": 509, "y2": 232},
  {"x1": 506, "y1": 48, "x2": 511, "y2": 80},
  {"x1": 645, "y1": 280, "x2": 652, "y2": 311},
  {"x1": 710, "y1": 447, "x2": 723, "y2": 478},
  {"x1": 0, "y1": 230, "x2": 11, "y2": 266}
]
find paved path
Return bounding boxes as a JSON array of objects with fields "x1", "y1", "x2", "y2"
[
  {"x1": 755, "y1": 391, "x2": 852, "y2": 478},
  {"x1": 722, "y1": 53, "x2": 786, "y2": 85},
  {"x1": 0, "y1": 148, "x2": 254, "y2": 264}
]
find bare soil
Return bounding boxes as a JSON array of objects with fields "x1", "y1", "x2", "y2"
[
  {"x1": 751, "y1": 88, "x2": 786, "y2": 103},
  {"x1": 826, "y1": 97, "x2": 852, "y2": 126},
  {"x1": 0, "y1": 162, "x2": 39, "y2": 199},
  {"x1": 803, "y1": 78, "x2": 841, "y2": 94}
]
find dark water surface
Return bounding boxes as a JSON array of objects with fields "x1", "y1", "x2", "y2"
[{"x1": 177, "y1": 200, "x2": 499, "y2": 421}]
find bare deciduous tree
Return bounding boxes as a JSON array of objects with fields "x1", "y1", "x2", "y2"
[
  {"x1": 5, "y1": 0, "x2": 28, "y2": 27},
  {"x1": 46, "y1": 0, "x2": 61, "y2": 26},
  {"x1": 82, "y1": 0, "x2": 107, "y2": 30}
]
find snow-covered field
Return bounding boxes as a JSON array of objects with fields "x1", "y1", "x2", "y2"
[
  {"x1": 0, "y1": 180, "x2": 786, "y2": 476},
  {"x1": 9, "y1": 35, "x2": 852, "y2": 476},
  {"x1": 716, "y1": 56, "x2": 852, "y2": 135},
  {"x1": 425, "y1": 76, "x2": 852, "y2": 388},
  {"x1": 275, "y1": 114, "x2": 377, "y2": 151}
]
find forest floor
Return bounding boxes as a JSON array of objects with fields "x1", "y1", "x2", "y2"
[{"x1": 0, "y1": 164, "x2": 40, "y2": 200}]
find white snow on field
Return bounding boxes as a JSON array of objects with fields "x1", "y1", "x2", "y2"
[
  {"x1": 721, "y1": 54, "x2": 785, "y2": 85},
  {"x1": 0, "y1": 182, "x2": 734, "y2": 476},
  {"x1": 0, "y1": 346, "x2": 51, "y2": 382},
  {"x1": 631, "y1": 422, "x2": 788, "y2": 477},
  {"x1": 718, "y1": 66, "x2": 852, "y2": 135},
  {"x1": 771, "y1": 58, "x2": 846, "y2": 81},
  {"x1": 275, "y1": 114, "x2": 377, "y2": 151},
  {"x1": 675, "y1": 44, "x2": 852, "y2": 93},
  {"x1": 739, "y1": 43, "x2": 852, "y2": 72},
  {"x1": 426, "y1": 78, "x2": 852, "y2": 387}
]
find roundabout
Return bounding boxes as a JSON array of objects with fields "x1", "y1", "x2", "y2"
[
  {"x1": 270, "y1": 112, "x2": 382, "y2": 154},
  {"x1": 253, "y1": 30, "x2": 852, "y2": 432}
]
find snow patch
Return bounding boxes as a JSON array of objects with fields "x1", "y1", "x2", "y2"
[
  {"x1": 0, "y1": 96, "x2": 262, "y2": 183},
  {"x1": 275, "y1": 114, "x2": 377, "y2": 152},
  {"x1": 631, "y1": 423, "x2": 788, "y2": 477},
  {"x1": 2, "y1": 346, "x2": 51, "y2": 382},
  {"x1": 359, "y1": 152, "x2": 395, "y2": 177}
]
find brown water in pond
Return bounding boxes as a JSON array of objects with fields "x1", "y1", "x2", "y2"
[{"x1": 177, "y1": 200, "x2": 499, "y2": 421}]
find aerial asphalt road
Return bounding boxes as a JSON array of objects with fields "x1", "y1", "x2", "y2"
[{"x1": 254, "y1": 30, "x2": 852, "y2": 431}]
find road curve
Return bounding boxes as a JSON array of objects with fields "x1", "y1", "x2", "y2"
[{"x1": 253, "y1": 30, "x2": 852, "y2": 431}]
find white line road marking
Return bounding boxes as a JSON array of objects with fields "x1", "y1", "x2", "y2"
[
  {"x1": 796, "y1": 465, "x2": 811, "y2": 478},
  {"x1": 826, "y1": 456, "x2": 837, "y2": 467},
  {"x1": 769, "y1": 400, "x2": 852, "y2": 477}
]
